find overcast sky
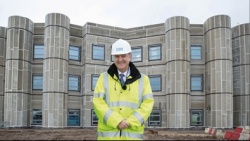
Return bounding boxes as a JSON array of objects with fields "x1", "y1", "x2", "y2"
[{"x1": 0, "y1": 0, "x2": 249, "y2": 28}]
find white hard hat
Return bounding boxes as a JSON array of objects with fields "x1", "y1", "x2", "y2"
[{"x1": 111, "y1": 39, "x2": 132, "y2": 55}]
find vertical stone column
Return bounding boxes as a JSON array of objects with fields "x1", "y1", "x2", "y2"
[
  {"x1": 232, "y1": 23, "x2": 250, "y2": 127},
  {"x1": 43, "y1": 13, "x2": 70, "y2": 127},
  {"x1": 165, "y1": 16, "x2": 190, "y2": 128},
  {"x1": 204, "y1": 15, "x2": 233, "y2": 128},
  {"x1": 4, "y1": 16, "x2": 33, "y2": 127},
  {"x1": 0, "y1": 27, "x2": 7, "y2": 123}
]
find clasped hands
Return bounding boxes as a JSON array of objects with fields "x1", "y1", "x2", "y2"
[{"x1": 117, "y1": 119, "x2": 129, "y2": 130}]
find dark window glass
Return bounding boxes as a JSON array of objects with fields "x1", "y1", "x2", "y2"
[
  {"x1": 69, "y1": 46, "x2": 80, "y2": 61},
  {"x1": 32, "y1": 109, "x2": 42, "y2": 125},
  {"x1": 92, "y1": 45, "x2": 105, "y2": 60},
  {"x1": 148, "y1": 109, "x2": 161, "y2": 126},
  {"x1": 132, "y1": 47, "x2": 142, "y2": 62},
  {"x1": 149, "y1": 45, "x2": 161, "y2": 61},
  {"x1": 68, "y1": 75, "x2": 80, "y2": 91},
  {"x1": 191, "y1": 75, "x2": 203, "y2": 91},
  {"x1": 67, "y1": 109, "x2": 80, "y2": 126},
  {"x1": 149, "y1": 75, "x2": 161, "y2": 91},
  {"x1": 34, "y1": 45, "x2": 44, "y2": 59},
  {"x1": 33, "y1": 75, "x2": 43, "y2": 90},
  {"x1": 91, "y1": 109, "x2": 98, "y2": 126},
  {"x1": 191, "y1": 46, "x2": 202, "y2": 60},
  {"x1": 190, "y1": 109, "x2": 203, "y2": 126}
]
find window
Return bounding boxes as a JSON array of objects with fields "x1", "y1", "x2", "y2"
[
  {"x1": 67, "y1": 109, "x2": 80, "y2": 126},
  {"x1": 91, "y1": 74, "x2": 99, "y2": 91},
  {"x1": 148, "y1": 109, "x2": 161, "y2": 126},
  {"x1": 32, "y1": 109, "x2": 42, "y2": 125},
  {"x1": 190, "y1": 45, "x2": 202, "y2": 60},
  {"x1": 149, "y1": 75, "x2": 161, "y2": 91},
  {"x1": 111, "y1": 55, "x2": 114, "y2": 62},
  {"x1": 69, "y1": 45, "x2": 81, "y2": 61},
  {"x1": 149, "y1": 44, "x2": 161, "y2": 61},
  {"x1": 91, "y1": 109, "x2": 98, "y2": 126},
  {"x1": 132, "y1": 47, "x2": 142, "y2": 62},
  {"x1": 191, "y1": 75, "x2": 203, "y2": 91},
  {"x1": 190, "y1": 109, "x2": 203, "y2": 126},
  {"x1": 32, "y1": 74, "x2": 43, "y2": 90},
  {"x1": 92, "y1": 44, "x2": 105, "y2": 60},
  {"x1": 34, "y1": 44, "x2": 44, "y2": 59},
  {"x1": 68, "y1": 75, "x2": 80, "y2": 91}
]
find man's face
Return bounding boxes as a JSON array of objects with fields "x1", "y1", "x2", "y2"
[{"x1": 113, "y1": 53, "x2": 131, "y2": 73}]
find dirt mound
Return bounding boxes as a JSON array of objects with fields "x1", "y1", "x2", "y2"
[{"x1": 0, "y1": 128, "x2": 220, "y2": 140}]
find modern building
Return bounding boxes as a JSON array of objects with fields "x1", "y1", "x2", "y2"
[{"x1": 0, "y1": 13, "x2": 249, "y2": 128}]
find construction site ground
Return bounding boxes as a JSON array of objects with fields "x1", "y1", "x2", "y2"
[{"x1": 0, "y1": 127, "x2": 221, "y2": 140}]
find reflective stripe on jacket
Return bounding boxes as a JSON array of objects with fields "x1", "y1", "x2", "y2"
[{"x1": 93, "y1": 63, "x2": 154, "y2": 140}]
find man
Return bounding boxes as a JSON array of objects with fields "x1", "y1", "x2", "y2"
[{"x1": 93, "y1": 39, "x2": 154, "y2": 140}]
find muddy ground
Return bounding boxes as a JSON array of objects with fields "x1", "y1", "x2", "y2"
[{"x1": 0, "y1": 128, "x2": 220, "y2": 140}]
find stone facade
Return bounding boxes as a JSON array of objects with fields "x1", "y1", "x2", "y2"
[
  {"x1": 0, "y1": 13, "x2": 249, "y2": 128},
  {"x1": 232, "y1": 23, "x2": 250, "y2": 127},
  {"x1": 204, "y1": 15, "x2": 233, "y2": 128},
  {"x1": 0, "y1": 27, "x2": 6, "y2": 123}
]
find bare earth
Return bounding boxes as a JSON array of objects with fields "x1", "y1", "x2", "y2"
[{"x1": 0, "y1": 128, "x2": 220, "y2": 140}]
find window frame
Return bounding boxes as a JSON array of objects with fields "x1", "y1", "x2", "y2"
[
  {"x1": 32, "y1": 74, "x2": 43, "y2": 90},
  {"x1": 91, "y1": 109, "x2": 98, "y2": 126},
  {"x1": 91, "y1": 74, "x2": 100, "y2": 91},
  {"x1": 148, "y1": 44, "x2": 162, "y2": 61},
  {"x1": 31, "y1": 109, "x2": 42, "y2": 126},
  {"x1": 68, "y1": 75, "x2": 81, "y2": 92},
  {"x1": 131, "y1": 46, "x2": 143, "y2": 62},
  {"x1": 33, "y1": 44, "x2": 44, "y2": 59},
  {"x1": 92, "y1": 44, "x2": 105, "y2": 61},
  {"x1": 69, "y1": 45, "x2": 81, "y2": 61},
  {"x1": 148, "y1": 75, "x2": 162, "y2": 92},
  {"x1": 190, "y1": 109, "x2": 204, "y2": 126},
  {"x1": 67, "y1": 109, "x2": 80, "y2": 126},
  {"x1": 191, "y1": 74, "x2": 203, "y2": 91},
  {"x1": 148, "y1": 109, "x2": 162, "y2": 126},
  {"x1": 190, "y1": 45, "x2": 202, "y2": 60}
]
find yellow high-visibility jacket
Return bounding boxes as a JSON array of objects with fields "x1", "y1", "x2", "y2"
[{"x1": 93, "y1": 62, "x2": 154, "y2": 140}]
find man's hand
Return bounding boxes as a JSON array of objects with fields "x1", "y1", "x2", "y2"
[{"x1": 117, "y1": 119, "x2": 129, "y2": 130}]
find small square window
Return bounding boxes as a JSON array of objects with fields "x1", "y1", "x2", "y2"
[
  {"x1": 69, "y1": 45, "x2": 81, "y2": 61},
  {"x1": 91, "y1": 74, "x2": 100, "y2": 91},
  {"x1": 68, "y1": 75, "x2": 81, "y2": 91},
  {"x1": 191, "y1": 75, "x2": 203, "y2": 91},
  {"x1": 32, "y1": 74, "x2": 43, "y2": 90},
  {"x1": 67, "y1": 109, "x2": 80, "y2": 126},
  {"x1": 149, "y1": 75, "x2": 161, "y2": 92},
  {"x1": 92, "y1": 44, "x2": 105, "y2": 60},
  {"x1": 91, "y1": 109, "x2": 98, "y2": 126},
  {"x1": 148, "y1": 109, "x2": 161, "y2": 126},
  {"x1": 132, "y1": 47, "x2": 142, "y2": 62},
  {"x1": 190, "y1": 109, "x2": 203, "y2": 126},
  {"x1": 32, "y1": 109, "x2": 42, "y2": 126},
  {"x1": 149, "y1": 45, "x2": 161, "y2": 61},
  {"x1": 191, "y1": 45, "x2": 202, "y2": 60},
  {"x1": 34, "y1": 45, "x2": 44, "y2": 59}
]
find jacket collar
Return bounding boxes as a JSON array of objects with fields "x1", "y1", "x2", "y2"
[{"x1": 107, "y1": 62, "x2": 141, "y2": 84}]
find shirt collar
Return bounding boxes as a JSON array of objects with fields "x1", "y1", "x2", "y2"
[{"x1": 118, "y1": 67, "x2": 130, "y2": 77}]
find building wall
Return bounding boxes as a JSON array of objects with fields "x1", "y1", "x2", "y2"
[
  {"x1": 4, "y1": 16, "x2": 33, "y2": 127},
  {"x1": 0, "y1": 27, "x2": 6, "y2": 123},
  {"x1": 232, "y1": 23, "x2": 250, "y2": 127},
  {"x1": 204, "y1": 15, "x2": 233, "y2": 128},
  {"x1": 1, "y1": 13, "x2": 249, "y2": 128}
]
